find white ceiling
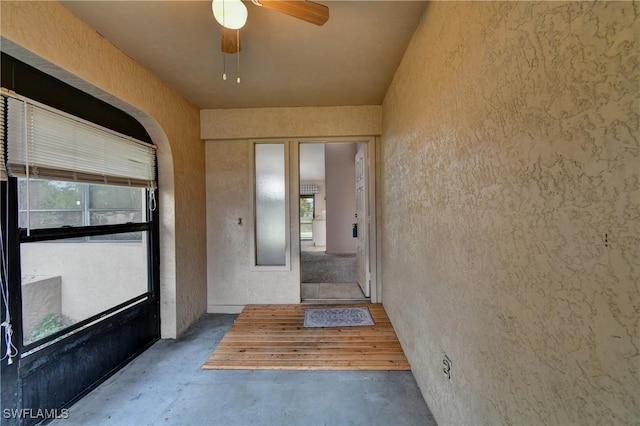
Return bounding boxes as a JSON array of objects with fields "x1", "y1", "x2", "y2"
[{"x1": 60, "y1": 1, "x2": 427, "y2": 110}]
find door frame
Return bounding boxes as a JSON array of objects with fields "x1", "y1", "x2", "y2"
[
  {"x1": 355, "y1": 143, "x2": 369, "y2": 297},
  {"x1": 294, "y1": 137, "x2": 380, "y2": 303}
]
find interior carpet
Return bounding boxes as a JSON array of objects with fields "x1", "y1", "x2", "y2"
[{"x1": 300, "y1": 251, "x2": 357, "y2": 283}]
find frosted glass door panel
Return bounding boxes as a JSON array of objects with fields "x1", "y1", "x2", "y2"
[{"x1": 255, "y1": 143, "x2": 286, "y2": 266}]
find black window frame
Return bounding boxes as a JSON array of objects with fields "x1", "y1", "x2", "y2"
[{"x1": 17, "y1": 180, "x2": 146, "y2": 242}]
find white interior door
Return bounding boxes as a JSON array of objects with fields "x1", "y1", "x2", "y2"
[{"x1": 355, "y1": 144, "x2": 370, "y2": 297}]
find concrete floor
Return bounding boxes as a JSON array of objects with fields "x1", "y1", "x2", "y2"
[{"x1": 53, "y1": 314, "x2": 436, "y2": 426}]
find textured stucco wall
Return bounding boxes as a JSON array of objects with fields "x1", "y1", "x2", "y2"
[
  {"x1": 0, "y1": 1, "x2": 207, "y2": 338},
  {"x1": 205, "y1": 140, "x2": 300, "y2": 313},
  {"x1": 381, "y1": 1, "x2": 639, "y2": 424},
  {"x1": 201, "y1": 106, "x2": 382, "y2": 140}
]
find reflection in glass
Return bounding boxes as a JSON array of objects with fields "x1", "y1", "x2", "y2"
[
  {"x1": 21, "y1": 232, "x2": 148, "y2": 345},
  {"x1": 18, "y1": 180, "x2": 83, "y2": 229},
  {"x1": 18, "y1": 179, "x2": 144, "y2": 238},
  {"x1": 255, "y1": 144, "x2": 286, "y2": 266}
]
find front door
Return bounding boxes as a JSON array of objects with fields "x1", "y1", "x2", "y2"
[{"x1": 355, "y1": 144, "x2": 370, "y2": 297}]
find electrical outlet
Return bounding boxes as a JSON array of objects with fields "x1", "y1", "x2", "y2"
[{"x1": 443, "y1": 355, "x2": 452, "y2": 381}]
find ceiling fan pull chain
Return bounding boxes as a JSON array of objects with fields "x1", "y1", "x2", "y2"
[
  {"x1": 236, "y1": 29, "x2": 241, "y2": 84},
  {"x1": 221, "y1": 27, "x2": 227, "y2": 81},
  {"x1": 223, "y1": 54, "x2": 227, "y2": 81}
]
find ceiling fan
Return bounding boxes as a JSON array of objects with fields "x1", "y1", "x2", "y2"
[{"x1": 214, "y1": 0, "x2": 330, "y2": 54}]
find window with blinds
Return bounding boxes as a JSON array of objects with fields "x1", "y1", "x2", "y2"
[
  {"x1": 2, "y1": 91, "x2": 156, "y2": 234},
  {"x1": 4, "y1": 93, "x2": 156, "y2": 188}
]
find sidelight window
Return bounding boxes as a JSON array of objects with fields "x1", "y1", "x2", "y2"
[{"x1": 253, "y1": 142, "x2": 289, "y2": 268}]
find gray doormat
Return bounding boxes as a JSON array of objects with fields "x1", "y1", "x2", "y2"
[{"x1": 303, "y1": 307, "x2": 374, "y2": 328}]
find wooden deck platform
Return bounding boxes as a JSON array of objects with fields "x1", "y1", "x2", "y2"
[{"x1": 203, "y1": 304, "x2": 411, "y2": 370}]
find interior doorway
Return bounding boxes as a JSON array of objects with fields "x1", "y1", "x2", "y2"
[{"x1": 299, "y1": 141, "x2": 371, "y2": 302}]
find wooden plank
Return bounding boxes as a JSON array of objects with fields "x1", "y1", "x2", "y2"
[{"x1": 202, "y1": 304, "x2": 411, "y2": 371}]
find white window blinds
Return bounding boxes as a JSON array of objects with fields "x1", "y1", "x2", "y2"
[
  {"x1": 0, "y1": 96, "x2": 5, "y2": 181},
  {"x1": 300, "y1": 184, "x2": 318, "y2": 195},
  {"x1": 4, "y1": 93, "x2": 156, "y2": 188}
]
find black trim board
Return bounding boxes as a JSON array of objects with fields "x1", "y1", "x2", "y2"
[
  {"x1": 20, "y1": 222, "x2": 151, "y2": 243},
  {"x1": 19, "y1": 301, "x2": 160, "y2": 423}
]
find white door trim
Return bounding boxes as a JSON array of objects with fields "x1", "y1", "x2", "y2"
[{"x1": 294, "y1": 136, "x2": 379, "y2": 303}]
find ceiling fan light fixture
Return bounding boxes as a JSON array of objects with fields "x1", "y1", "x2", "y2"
[{"x1": 212, "y1": 0, "x2": 248, "y2": 30}]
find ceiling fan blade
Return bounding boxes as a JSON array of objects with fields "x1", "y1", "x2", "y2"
[
  {"x1": 259, "y1": 1, "x2": 329, "y2": 26},
  {"x1": 221, "y1": 27, "x2": 240, "y2": 54}
]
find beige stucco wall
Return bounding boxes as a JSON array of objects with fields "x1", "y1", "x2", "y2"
[
  {"x1": 205, "y1": 140, "x2": 300, "y2": 313},
  {"x1": 0, "y1": 1, "x2": 207, "y2": 338},
  {"x1": 381, "y1": 2, "x2": 639, "y2": 424},
  {"x1": 201, "y1": 106, "x2": 381, "y2": 140},
  {"x1": 203, "y1": 107, "x2": 379, "y2": 312}
]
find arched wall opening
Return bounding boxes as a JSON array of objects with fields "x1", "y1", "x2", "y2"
[
  {"x1": 0, "y1": 1, "x2": 208, "y2": 340},
  {"x1": 1, "y1": 40, "x2": 180, "y2": 338}
]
